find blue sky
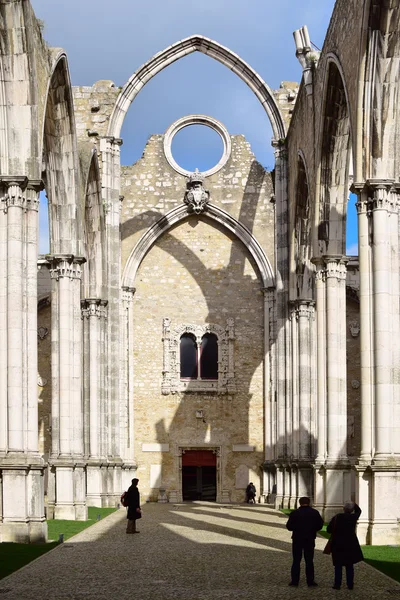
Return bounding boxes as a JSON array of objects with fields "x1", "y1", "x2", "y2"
[{"x1": 31, "y1": 0, "x2": 357, "y2": 255}]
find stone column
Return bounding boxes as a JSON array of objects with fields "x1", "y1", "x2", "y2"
[
  {"x1": 262, "y1": 287, "x2": 274, "y2": 490},
  {"x1": 100, "y1": 137, "x2": 124, "y2": 502},
  {"x1": 391, "y1": 184, "x2": 400, "y2": 456},
  {"x1": 120, "y1": 286, "x2": 137, "y2": 492},
  {"x1": 313, "y1": 256, "x2": 350, "y2": 519},
  {"x1": 82, "y1": 298, "x2": 108, "y2": 507},
  {"x1": 367, "y1": 180, "x2": 400, "y2": 544},
  {"x1": 369, "y1": 181, "x2": 394, "y2": 460},
  {"x1": 297, "y1": 300, "x2": 315, "y2": 502},
  {"x1": 353, "y1": 187, "x2": 373, "y2": 462},
  {"x1": 324, "y1": 255, "x2": 350, "y2": 519},
  {"x1": 0, "y1": 177, "x2": 47, "y2": 542},
  {"x1": 312, "y1": 260, "x2": 326, "y2": 512},
  {"x1": 49, "y1": 255, "x2": 87, "y2": 520},
  {"x1": 273, "y1": 145, "x2": 290, "y2": 505}
]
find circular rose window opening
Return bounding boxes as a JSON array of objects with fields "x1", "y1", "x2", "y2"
[{"x1": 164, "y1": 115, "x2": 231, "y2": 177}]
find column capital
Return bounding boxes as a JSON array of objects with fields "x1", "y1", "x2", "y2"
[
  {"x1": 312, "y1": 255, "x2": 348, "y2": 281},
  {"x1": 0, "y1": 177, "x2": 44, "y2": 212},
  {"x1": 49, "y1": 255, "x2": 86, "y2": 280},
  {"x1": 261, "y1": 286, "x2": 275, "y2": 300},
  {"x1": 272, "y1": 142, "x2": 287, "y2": 161},
  {"x1": 81, "y1": 298, "x2": 108, "y2": 319},
  {"x1": 366, "y1": 179, "x2": 396, "y2": 212},
  {"x1": 355, "y1": 197, "x2": 372, "y2": 215},
  {"x1": 289, "y1": 299, "x2": 315, "y2": 320},
  {"x1": 122, "y1": 286, "x2": 136, "y2": 304},
  {"x1": 102, "y1": 135, "x2": 123, "y2": 146}
]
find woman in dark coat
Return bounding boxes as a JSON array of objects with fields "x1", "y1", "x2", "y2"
[
  {"x1": 126, "y1": 478, "x2": 141, "y2": 534},
  {"x1": 327, "y1": 502, "x2": 363, "y2": 590}
]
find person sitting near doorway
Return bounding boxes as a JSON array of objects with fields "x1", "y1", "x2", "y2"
[{"x1": 246, "y1": 482, "x2": 256, "y2": 504}]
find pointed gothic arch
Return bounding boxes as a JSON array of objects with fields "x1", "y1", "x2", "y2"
[
  {"x1": 290, "y1": 150, "x2": 313, "y2": 299},
  {"x1": 122, "y1": 203, "x2": 274, "y2": 289},
  {"x1": 108, "y1": 35, "x2": 285, "y2": 143},
  {"x1": 83, "y1": 150, "x2": 105, "y2": 298},
  {"x1": 315, "y1": 54, "x2": 353, "y2": 257},
  {"x1": 42, "y1": 52, "x2": 81, "y2": 254}
]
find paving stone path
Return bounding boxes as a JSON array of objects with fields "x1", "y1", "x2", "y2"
[{"x1": 1, "y1": 503, "x2": 399, "y2": 599}]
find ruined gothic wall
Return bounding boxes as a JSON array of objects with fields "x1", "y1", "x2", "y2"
[
  {"x1": 121, "y1": 134, "x2": 275, "y2": 271},
  {"x1": 121, "y1": 133, "x2": 275, "y2": 501},
  {"x1": 287, "y1": 0, "x2": 367, "y2": 218},
  {"x1": 72, "y1": 81, "x2": 120, "y2": 188}
]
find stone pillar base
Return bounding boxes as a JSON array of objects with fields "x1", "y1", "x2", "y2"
[
  {"x1": 168, "y1": 490, "x2": 179, "y2": 503},
  {"x1": 221, "y1": 489, "x2": 230, "y2": 503},
  {"x1": 111, "y1": 464, "x2": 122, "y2": 507},
  {"x1": 51, "y1": 463, "x2": 87, "y2": 521},
  {"x1": 313, "y1": 462, "x2": 352, "y2": 521},
  {"x1": 87, "y1": 464, "x2": 102, "y2": 507},
  {"x1": 369, "y1": 467, "x2": 400, "y2": 545},
  {"x1": 1, "y1": 520, "x2": 48, "y2": 544},
  {"x1": 1, "y1": 459, "x2": 47, "y2": 543}
]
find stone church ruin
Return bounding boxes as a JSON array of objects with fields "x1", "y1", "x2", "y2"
[{"x1": 0, "y1": 0, "x2": 400, "y2": 546}]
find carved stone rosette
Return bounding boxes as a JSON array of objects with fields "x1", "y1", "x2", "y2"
[{"x1": 162, "y1": 318, "x2": 236, "y2": 395}]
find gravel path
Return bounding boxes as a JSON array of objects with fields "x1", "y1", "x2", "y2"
[{"x1": 0, "y1": 503, "x2": 399, "y2": 599}]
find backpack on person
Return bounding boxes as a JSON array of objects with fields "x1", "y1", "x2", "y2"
[{"x1": 120, "y1": 491, "x2": 128, "y2": 507}]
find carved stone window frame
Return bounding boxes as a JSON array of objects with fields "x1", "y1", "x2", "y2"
[{"x1": 162, "y1": 318, "x2": 236, "y2": 395}]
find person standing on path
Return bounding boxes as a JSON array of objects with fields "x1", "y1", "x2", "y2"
[
  {"x1": 126, "y1": 478, "x2": 141, "y2": 534},
  {"x1": 327, "y1": 502, "x2": 363, "y2": 590},
  {"x1": 286, "y1": 496, "x2": 323, "y2": 588},
  {"x1": 246, "y1": 482, "x2": 256, "y2": 504}
]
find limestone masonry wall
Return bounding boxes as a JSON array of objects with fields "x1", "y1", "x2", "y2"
[{"x1": 121, "y1": 132, "x2": 274, "y2": 501}]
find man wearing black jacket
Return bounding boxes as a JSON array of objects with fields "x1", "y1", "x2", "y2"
[{"x1": 286, "y1": 496, "x2": 323, "y2": 587}]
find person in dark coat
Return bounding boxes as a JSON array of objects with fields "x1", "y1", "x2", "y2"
[
  {"x1": 286, "y1": 496, "x2": 324, "y2": 587},
  {"x1": 126, "y1": 478, "x2": 141, "y2": 534},
  {"x1": 327, "y1": 502, "x2": 363, "y2": 590},
  {"x1": 246, "y1": 482, "x2": 256, "y2": 504}
]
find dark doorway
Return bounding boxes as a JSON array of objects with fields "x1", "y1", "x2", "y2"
[{"x1": 182, "y1": 450, "x2": 217, "y2": 501}]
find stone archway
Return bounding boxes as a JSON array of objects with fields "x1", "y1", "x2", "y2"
[
  {"x1": 122, "y1": 203, "x2": 274, "y2": 290},
  {"x1": 108, "y1": 35, "x2": 286, "y2": 143},
  {"x1": 42, "y1": 52, "x2": 81, "y2": 255}
]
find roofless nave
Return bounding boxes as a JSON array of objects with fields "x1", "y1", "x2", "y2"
[{"x1": 0, "y1": 0, "x2": 399, "y2": 546}]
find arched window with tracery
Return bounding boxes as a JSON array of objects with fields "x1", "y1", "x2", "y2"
[{"x1": 163, "y1": 320, "x2": 235, "y2": 394}]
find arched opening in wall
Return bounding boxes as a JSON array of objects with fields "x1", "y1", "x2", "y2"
[
  {"x1": 293, "y1": 154, "x2": 312, "y2": 298},
  {"x1": 84, "y1": 152, "x2": 104, "y2": 298},
  {"x1": 318, "y1": 61, "x2": 352, "y2": 257},
  {"x1": 42, "y1": 56, "x2": 80, "y2": 255}
]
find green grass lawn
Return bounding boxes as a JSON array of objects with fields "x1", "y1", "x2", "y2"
[
  {"x1": 362, "y1": 546, "x2": 400, "y2": 583},
  {"x1": 0, "y1": 506, "x2": 117, "y2": 580},
  {"x1": 47, "y1": 506, "x2": 117, "y2": 542},
  {"x1": 280, "y1": 509, "x2": 400, "y2": 583}
]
